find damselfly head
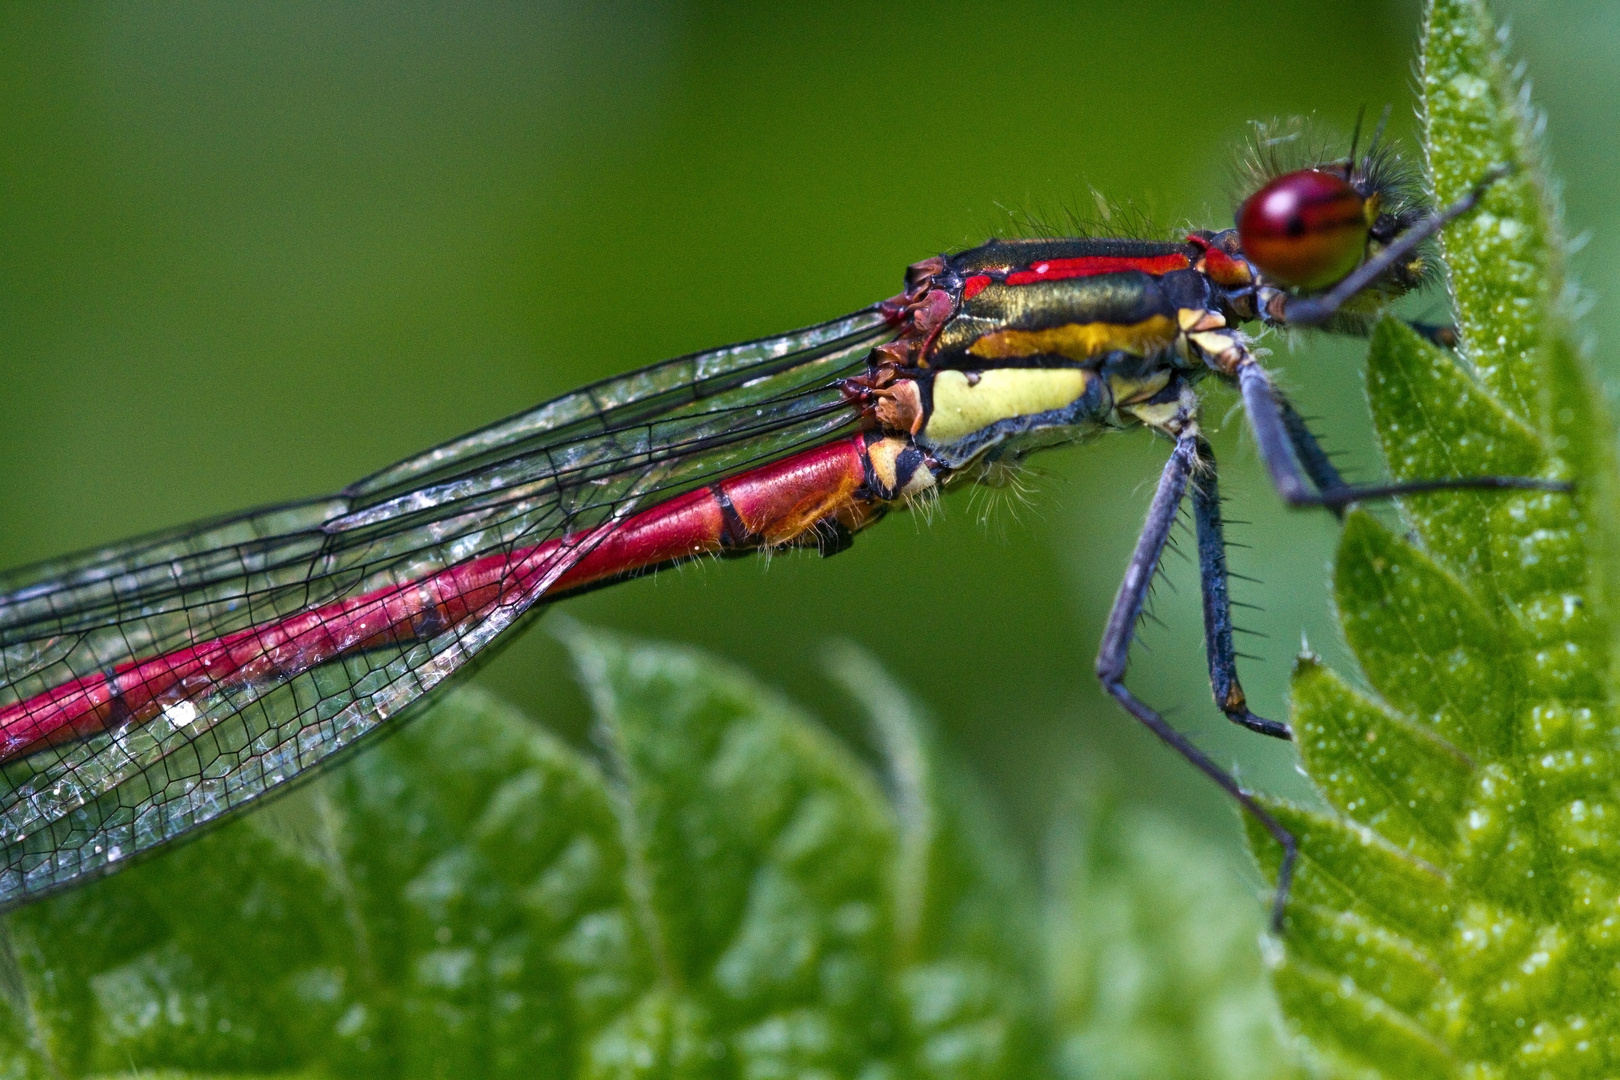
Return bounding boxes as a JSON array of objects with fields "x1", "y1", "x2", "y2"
[
  {"x1": 1237, "y1": 168, "x2": 1371, "y2": 289},
  {"x1": 1232, "y1": 115, "x2": 1427, "y2": 294}
]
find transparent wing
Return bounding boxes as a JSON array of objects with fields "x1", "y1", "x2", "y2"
[{"x1": 0, "y1": 306, "x2": 892, "y2": 906}]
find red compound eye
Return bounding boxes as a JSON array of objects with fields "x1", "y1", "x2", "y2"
[{"x1": 1237, "y1": 169, "x2": 1370, "y2": 290}]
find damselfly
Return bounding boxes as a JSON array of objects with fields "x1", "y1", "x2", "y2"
[{"x1": 0, "y1": 131, "x2": 1564, "y2": 927}]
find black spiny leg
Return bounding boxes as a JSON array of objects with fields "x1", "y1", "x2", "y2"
[
  {"x1": 1237, "y1": 359, "x2": 1569, "y2": 509},
  {"x1": 1096, "y1": 434, "x2": 1297, "y2": 931},
  {"x1": 1274, "y1": 391, "x2": 1353, "y2": 520},
  {"x1": 1275, "y1": 395, "x2": 1347, "y2": 499},
  {"x1": 1192, "y1": 439, "x2": 1290, "y2": 740}
]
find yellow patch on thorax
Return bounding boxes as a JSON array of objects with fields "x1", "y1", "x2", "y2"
[
  {"x1": 924, "y1": 368, "x2": 1094, "y2": 445},
  {"x1": 966, "y1": 314, "x2": 1177, "y2": 363},
  {"x1": 1106, "y1": 369, "x2": 1172, "y2": 408}
]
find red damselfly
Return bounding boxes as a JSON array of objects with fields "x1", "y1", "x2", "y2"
[{"x1": 0, "y1": 130, "x2": 1565, "y2": 928}]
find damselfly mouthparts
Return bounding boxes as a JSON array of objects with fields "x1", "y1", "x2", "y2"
[{"x1": 0, "y1": 131, "x2": 1566, "y2": 927}]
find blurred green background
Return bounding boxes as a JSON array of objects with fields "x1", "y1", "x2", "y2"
[{"x1": 1, "y1": 1, "x2": 1614, "y2": 867}]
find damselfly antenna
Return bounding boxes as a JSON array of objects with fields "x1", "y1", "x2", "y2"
[
  {"x1": 1345, "y1": 104, "x2": 1368, "y2": 176},
  {"x1": 1363, "y1": 104, "x2": 1394, "y2": 172}
]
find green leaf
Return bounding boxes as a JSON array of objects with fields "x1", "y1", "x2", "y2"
[
  {"x1": 1333, "y1": 508, "x2": 1512, "y2": 756},
  {"x1": 1421, "y1": 0, "x2": 1560, "y2": 422},
  {"x1": 1051, "y1": 795, "x2": 1306, "y2": 1080},
  {"x1": 1289, "y1": 656, "x2": 1471, "y2": 864},
  {"x1": 1363, "y1": 318, "x2": 1544, "y2": 584},
  {"x1": 1253, "y1": 2, "x2": 1620, "y2": 1076},
  {"x1": 556, "y1": 623, "x2": 1053, "y2": 1079},
  {"x1": 823, "y1": 640, "x2": 1043, "y2": 1079},
  {"x1": 0, "y1": 608, "x2": 1309, "y2": 1077},
  {"x1": 1248, "y1": 800, "x2": 1455, "y2": 947},
  {"x1": 0, "y1": 618, "x2": 1079, "y2": 1077},
  {"x1": 555, "y1": 617, "x2": 901, "y2": 1078},
  {"x1": 0, "y1": 686, "x2": 645, "y2": 1077}
]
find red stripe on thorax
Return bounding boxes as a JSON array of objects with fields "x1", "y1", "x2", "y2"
[
  {"x1": 961, "y1": 275, "x2": 992, "y2": 300},
  {"x1": 1003, "y1": 252, "x2": 1190, "y2": 286}
]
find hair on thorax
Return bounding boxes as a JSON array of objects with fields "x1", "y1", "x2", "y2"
[{"x1": 986, "y1": 188, "x2": 1176, "y2": 246}]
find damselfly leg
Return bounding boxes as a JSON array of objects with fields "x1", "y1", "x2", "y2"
[
  {"x1": 1237, "y1": 359, "x2": 1570, "y2": 511},
  {"x1": 1102, "y1": 390, "x2": 1565, "y2": 931},
  {"x1": 1096, "y1": 432, "x2": 1296, "y2": 931},
  {"x1": 1192, "y1": 442, "x2": 1285, "y2": 739},
  {"x1": 1102, "y1": 162, "x2": 1574, "y2": 930}
]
